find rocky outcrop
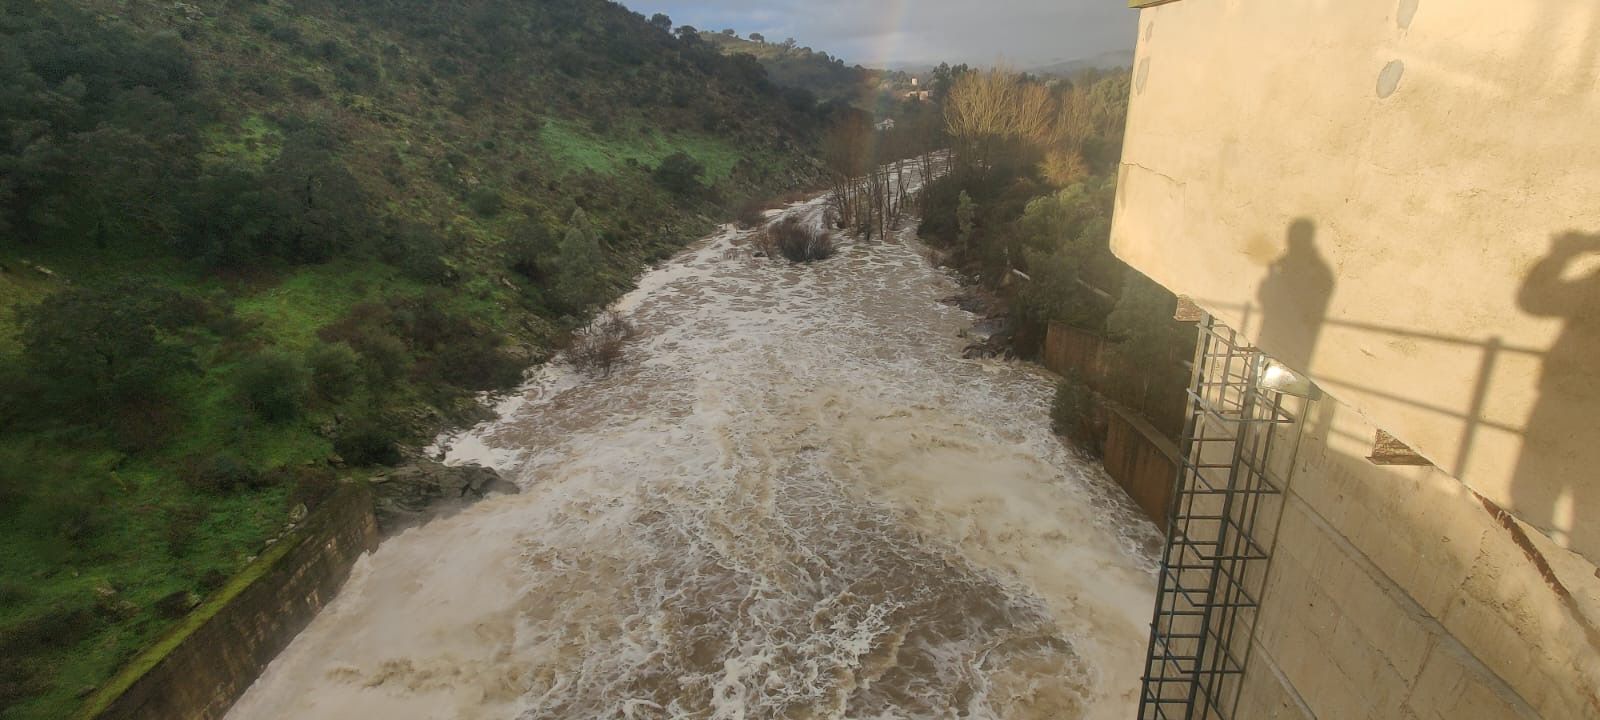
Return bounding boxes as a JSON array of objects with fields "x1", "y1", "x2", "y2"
[{"x1": 368, "y1": 459, "x2": 519, "y2": 533}]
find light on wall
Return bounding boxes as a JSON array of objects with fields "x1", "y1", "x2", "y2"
[{"x1": 1256, "y1": 357, "x2": 1321, "y2": 399}]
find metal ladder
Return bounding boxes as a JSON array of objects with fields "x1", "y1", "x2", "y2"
[{"x1": 1137, "y1": 317, "x2": 1302, "y2": 720}]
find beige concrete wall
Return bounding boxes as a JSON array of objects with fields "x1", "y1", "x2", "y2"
[
  {"x1": 1237, "y1": 389, "x2": 1600, "y2": 720},
  {"x1": 1112, "y1": 0, "x2": 1600, "y2": 563}
]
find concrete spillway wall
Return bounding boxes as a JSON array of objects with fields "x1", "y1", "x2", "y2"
[
  {"x1": 79, "y1": 484, "x2": 378, "y2": 720},
  {"x1": 1041, "y1": 322, "x2": 1182, "y2": 529}
]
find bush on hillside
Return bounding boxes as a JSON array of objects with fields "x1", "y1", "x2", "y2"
[
  {"x1": 284, "y1": 466, "x2": 342, "y2": 510},
  {"x1": 333, "y1": 417, "x2": 402, "y2": 467},
  {"x1": 234, "y1": 350, "x2": 310, "y2": 423},
  {"x1": 306, "y1": 342, "x2": 364, "y2": 402},
  {"x1": 426, "y1": 334, "x2": 524, "y2": 391},
  {"x1": 163, "y1": 504, "x2": 209, "y2": 557},
  {"x1": 381, "y1": 222, "x2": 456, "y2": 284},
  {"x1": 467, "y1": 187, "x2": 504, "y2": 217},
  {"x1": 507, "y1": 219, "x2": 558, "y2": 281},
  {"x1": 181, "y1": 452, "x2": 262, "y2": 494},
  {"x1": 654, "y1": 151, "x2": 705, "y2": 196}
]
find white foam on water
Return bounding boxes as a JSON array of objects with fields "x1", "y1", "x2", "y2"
[{"x1": 227, "y1": 169, "x2": 1159, "y2": 720}]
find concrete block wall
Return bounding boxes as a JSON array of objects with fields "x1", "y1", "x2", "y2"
[
  {"x1": 1103, "y1": 405, "x2": 1178, "y2": 528},
  {"x1": 1233, "y1": 390, "x2": 1600, "y2": 719},
  {"x1": 84, "y1": 484, "x2": 379, "y2": 720}
]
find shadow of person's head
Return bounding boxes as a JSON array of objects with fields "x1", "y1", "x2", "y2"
[{"x1": 1286, "y1": 218, "x2": 1317, "y2": 255}]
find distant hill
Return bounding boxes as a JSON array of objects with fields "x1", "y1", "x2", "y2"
[
  {"x1": 1029, "y1": 50, "x2": 1136, "y2": 77},
  {"x1": 0, "y1": 2, "x2": 824, "y2": 717},
  {"x1": 699, "y1": 30, "x2": 887, "y2": 107}
]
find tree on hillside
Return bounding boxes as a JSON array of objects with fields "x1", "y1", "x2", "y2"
[
  {"x1": 267, "y1": 125, "x2": 373, "y2": 263},
  {"x1": 944, "y1": 67, "x2": 1054, "y2": 174},
  {"x1": 1105, "y1": 269, "x2": 1189, "y2": 409},
  {"x1": 957, "y1": 191, "x2": 976, "y2": 249},
  {"x1": 555, "y1": 208, "x2": 605, "y2": 312},
  {"x1": 721, "y1": 28, "x2": 737, "y2": 36},
  {"x1": 750, "y1": 33, "x2": 765, "y2": 43},
  {"x1": 0, "y1": 5, "x2": 200, "y2": 247},
  {"x1": 649, "y1": 13, "x2": 672, "y2": 32},
  {"x1": 18, "y1": 286, "x2": 199, "y2": 429}
]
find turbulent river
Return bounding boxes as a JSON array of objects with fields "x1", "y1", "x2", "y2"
[{"x1": 227, "y1": 186, "x2": 1160, "y2": 720}]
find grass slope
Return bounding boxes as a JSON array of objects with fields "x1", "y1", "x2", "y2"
[{"x1": 0, "y1": 1, "x2": 823, "y2": 717}]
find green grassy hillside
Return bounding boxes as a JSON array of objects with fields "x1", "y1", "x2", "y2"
[{"x1": 0, "y1": 1, "x2": 824, "y2": 717}]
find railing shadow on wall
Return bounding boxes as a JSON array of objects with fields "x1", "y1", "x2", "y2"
[{"x1": 1199, "y1": 295, "x2": 1541, "y2": 474}]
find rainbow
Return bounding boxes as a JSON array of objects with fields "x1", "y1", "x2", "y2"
[{"x1": 860, "y1": 0, "x2": 913, "y2": 70}]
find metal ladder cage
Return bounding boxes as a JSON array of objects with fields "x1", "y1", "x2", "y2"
[{"x1": 1137, "y1": 316, "x2": 1302, "y2": 720}]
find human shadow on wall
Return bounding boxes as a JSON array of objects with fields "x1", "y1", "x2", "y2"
[
  {"x1": 1255, "y1": 219, "x2": 1336, "y2": 374},
  {"x1": 1513, "y1": 232, "x2": 1600, "y2": 551}
]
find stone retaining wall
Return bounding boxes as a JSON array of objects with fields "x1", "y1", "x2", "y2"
[{"x1": 80, "y1": 484, "x2": 378, "y2": 720}]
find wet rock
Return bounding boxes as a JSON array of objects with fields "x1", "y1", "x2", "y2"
[
  {"x1": 369, "y1": 458, "x2": 519, "y2": 533},
  {"x1": 939, "y1": 292, "x2": 990, "y2": 315},
  {"x1": 962, "y1": 337, "x2": 1012, "y2": 360},
  {"x1": 962, "y1": 324, "x2": 1017, "y2": 360}
]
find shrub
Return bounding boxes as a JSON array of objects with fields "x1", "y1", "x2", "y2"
[
  {"x1": 507, "y1": 219, "x2": 557, "y2": 281},
  {"x1": 467, "y1": 187, "x2": 504, "y2": 217},
  {"x1": 163, "y1": 503, "x2": 209, "y2": 556},
  {"x1": 761, "y1": 216, "x2": 835, "y2": 262},
  {"x1": 234, "y1": 350, "x2": 310, "y2": 423},
  {"x1": 288, "y1": 75, "x2": 323, "y2": 98},
  {"x1": 427, "y1": 334, "x2": 523, "y2": 390},
  {"x1": 109, "y1": 396, "x2": 185, "y2": 453},
  {"x1": 333, "y1": 418, "x2": 402, "y2": 467},
  {"x1": 306, "y1": 343, "x2": 363, "y2": 402},
  {"x1": 182, "y1": 452, "x2": 261, "y2": 494},
  {"x1": 734, "y1": 198, "x2": 769, "y2": 229},
  {"x1": 653, "y1": 151, "x2": 705, "y2": 196},
  {"x1": 569, "y1": 312, "x2": 636, "y2": 377},
  {"x1": 0, "y1": 602, "x2": 96, "y2": 708},
  {"x1": 31, "y1": 480, "x2": 110, "y2": 551},
  {"x1": 1015, "y1": 248, "x2": 1109, "y2": 331},
  {"x1": 353, "y1": 332, "x2": 410, "y2": 388},
  {"x1": 284, "y1": 466, "x2": 341, "y2": 510},
  {"x1": 381, "y1": 222, "x2": 455, "y2": 284}
]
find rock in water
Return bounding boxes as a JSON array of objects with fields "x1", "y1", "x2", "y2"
[{"x1": 369, "y1": 459, "x2": 519, "y2": 534}]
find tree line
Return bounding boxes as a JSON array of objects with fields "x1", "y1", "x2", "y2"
[{"x1": 915, "y1": 65, "x2": 1194, "y2": 434}]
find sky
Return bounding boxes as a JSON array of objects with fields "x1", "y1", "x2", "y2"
[{"x1": 622, "y1": 1, "x2": 1138, "y2": 69}]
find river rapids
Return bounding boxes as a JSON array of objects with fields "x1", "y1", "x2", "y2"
[{"x1": 226, "y1": 184, "x2": 1160, "y2": 720}]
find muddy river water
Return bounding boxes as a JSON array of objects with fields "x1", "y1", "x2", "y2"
[{"x1": 227, "y1": 187, "x2": 1159, "y2": 720}]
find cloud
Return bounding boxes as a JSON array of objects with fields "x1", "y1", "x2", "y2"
[{"x1": 626, "y1": 0, "x2": 1137, "y2": 67}]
